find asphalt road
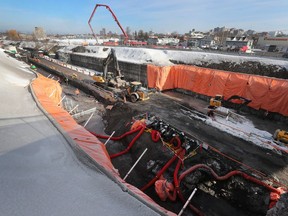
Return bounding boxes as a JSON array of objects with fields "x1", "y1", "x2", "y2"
[{"x1": 0, "y1": 49, "x2": 160, "y2": 216}]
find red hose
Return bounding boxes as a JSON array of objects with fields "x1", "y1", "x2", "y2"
[
  {"x1": 172, "y1": 152, "x2": 204, "y2": 216},
  {"x1": 177, "y1": 164, "x2": 279, "y2": 194},
  {"x1": 141, "y1": 152, "x2": 180, "y2": 191},
  {"x1": 89, "y1": 126, "x2": 142, "y2": 141},
  {"x1": 151, "y1": 130, "x2": 160, "y2": 142},
  {"x1": 170, "y1": 136, "x2": 182, "y2": 149},
  {"x1": 109, "y1": 125, "x2": 146, "y2": 159}
]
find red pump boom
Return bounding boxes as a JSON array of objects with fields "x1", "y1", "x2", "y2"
[{"x1": 88, "y1": 4, "x2": 128, "y2": 44}]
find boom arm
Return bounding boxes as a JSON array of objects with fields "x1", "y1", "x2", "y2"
[
  {"x1": 88, "y1": 4, "x2": 128, "y2": 44},
  {"x1": 103, "y1": 48, "x2": 122, "y2": 80}
]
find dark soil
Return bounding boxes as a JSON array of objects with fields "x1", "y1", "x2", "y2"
[
  {"x1": 170, "y1": 59, "x2": 288, "y2": 79},
  {"x1": 93, "y1": 92, "x2": 288, "y2": 216}
]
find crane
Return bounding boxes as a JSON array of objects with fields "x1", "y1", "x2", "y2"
[{"x1": 88, "y1": 4, "x2": 128, "y2": 44}]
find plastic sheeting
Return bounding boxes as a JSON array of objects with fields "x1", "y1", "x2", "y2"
[
  {"x1": 147, "y1": 64, "x2": 288, "y2": 116},
  {"x1": 31, "y1": 74, "x2": 175, "y2": 216}
]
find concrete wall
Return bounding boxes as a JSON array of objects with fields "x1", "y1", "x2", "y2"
[{"x1": 69, "y1": 53, "x2": 148, "y2": 87}]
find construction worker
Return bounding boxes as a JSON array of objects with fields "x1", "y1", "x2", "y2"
[{"x1": 207, "y1": 109, "x2": 215, "y2": 121}]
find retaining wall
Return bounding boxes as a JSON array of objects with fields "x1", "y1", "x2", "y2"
[{"x1": 69, "y1": 53, "x2": 148, "y2": 86}]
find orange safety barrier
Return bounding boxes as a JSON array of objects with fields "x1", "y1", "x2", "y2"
[
  {"x1": 31, "y1": 74, "x2": 176, "y2": 216},
  {"x1": 147, "y1": 64, "x2": 288, "y2": 116}
]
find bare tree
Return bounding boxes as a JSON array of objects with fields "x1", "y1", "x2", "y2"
[{"x1": 7, "y1": 29, "x2": 21, "y2": 40}]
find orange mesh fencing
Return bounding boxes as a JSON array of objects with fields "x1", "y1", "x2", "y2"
[{"x1": 147, "y1": 65, "x2": 288, "y2": 116}]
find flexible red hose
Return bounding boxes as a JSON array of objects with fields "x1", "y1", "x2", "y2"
[
  {"x1": 89, "y1": 126, "x2": 142, "y2": 141},
  {"x1": 151, "y1": 130, "x2": 160, "y2": 142},
  {"x1": 109, "y1": 125, "x2": 146, "y2": 159},
  {"x1": 177, "y1": 164, "x2": 279, "y2": 194},
  {"x1": 172, "y1": 152, "x2": 204, "y2": 216},
  {"x1": 170, "y1": 136, "x2": 182, "y2": 149},
  {"x1": 141, "y1": 153, "x2": 180, "y2": 191}
]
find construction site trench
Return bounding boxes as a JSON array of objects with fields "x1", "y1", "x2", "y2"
[{"x1": 28, "y1": 56, "x2": 288, "y2": 216}]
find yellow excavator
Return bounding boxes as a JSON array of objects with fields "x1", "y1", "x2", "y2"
[
  {"x1": 93, "y1": 48, "x2": 127, "y2": 88},
  {"x1": 209, "y1": 94, "x2": 223, "y2": 108},
  {"x1": 273, "y1": 129, "x2": 288, "y2": 145},
  {"x1": 93, "y1": 48, "x2": 149, "y2": 103},
  {"x1": 209, "y1": 94, "x2": 252, "y2": 109}
]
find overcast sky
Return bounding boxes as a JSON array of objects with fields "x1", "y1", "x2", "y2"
[{"x1": 0, "y1": 0, "x2": 287, "y2": 34}]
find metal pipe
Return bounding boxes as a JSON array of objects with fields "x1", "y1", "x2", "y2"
[
  {"x1": 69, "y1": 104, "x2": 79, "y2": 114},
  {"x1": 57, "y1": 95, "x2": 66, "y2": 106},
  {"x1": 84, "y1": 112, "x2": 94, "y2": 127},
  {"x1": 123, "y1": 148, "x2": 148, "y2": 181},
  {"x1": 178, "y1": 188, "x2": 197, "y2": 216},
  {"x1": 49, "y1": 89, "x2": 56, "y2": 98},
  {"x1": 104, "y1": 131, "x2": 115, "y2": 146}
]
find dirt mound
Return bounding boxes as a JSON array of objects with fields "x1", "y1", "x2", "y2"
[{"x1": 170, "y1": 60, "x2": 288, "y2": 79}]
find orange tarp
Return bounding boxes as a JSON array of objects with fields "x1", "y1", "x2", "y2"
[
  {"x1": 242, "y1": 76, "x2": 272, "y2": 109},
  {"x1": 223, "y1": 73, "x2": 249, "y2": 99},
  {"x1": 31, "y1": 74, "x2": 176, "y2": 216},
  {"x1": 32, "y1": 74, "x2": 114, "y2": 171},
  {"x1": 147, "y1": 64, "x2": 288, "y2": 116}
]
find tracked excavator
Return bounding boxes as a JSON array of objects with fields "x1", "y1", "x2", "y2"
[
  {"x1": 209, "y1": 95, "x2": 252, "y2": 109},
  {"x1": 207, "y1": 94, "x2": 252, "y2": 121},
  {"x1": 92, "y1": 48, "x2": 149, "y2": 103}
]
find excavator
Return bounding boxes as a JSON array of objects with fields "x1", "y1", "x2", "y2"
[
  {"x1": 93, "y1": 48, "x2": 149, "y2": 103},
  {"x1": 207, "y1": 94, "x2": 251, "y2": 121},
  {"x1": 209, "y1": 94, "x2": 252, "y2": 110}
]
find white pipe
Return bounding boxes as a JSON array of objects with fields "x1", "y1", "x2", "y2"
[
  {"x1": 84, "y1": 112, "x2": 94, "y2": 127},
  {"x1": 49, "y1": 89, "x2": 56, "y2": 98},
  {"x1": 69, "y1": 104, "x2": 79, "y2": 114},
  {"x1": 57, "y1": 95, "x2": 66, "y2": 106},
  {"x1": 104, "y1": 131, "x2": 115, "y2": 146},
  {"x1": 123, "y1": 148, "x2": 148, "y2": 181},
  {"x1": 47, "y1": 74, "x2": 51, "y2": 78},
  {"x1": 178, "y1": 188, "x2": 198, "y2": 216}
]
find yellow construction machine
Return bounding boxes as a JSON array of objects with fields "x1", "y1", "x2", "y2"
[
  {"x1": 92, "y1": 48, "x2": 149, "y2": 103},
  {"x1": 209, "y1": 94, "x2": 252, "y2": 109},
  {"x1": 126, "y1": 81, "x2": 150, "y2": 103},
  {"x1": 93, "y1": 48, "x2": 127, "y2": 88},
  {"x1": 273, "y1": 129, "x2": 288, "y2": 145},
  {"x1": 209, "y1": 94, "x2": 223, "y2": 108}
]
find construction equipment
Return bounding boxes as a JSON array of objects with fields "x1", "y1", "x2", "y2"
[
  {"x1": 88, "y1": 4, "x2": 128, "y2": 45},
  {"x1": 273, "y1": 129, "x2": 288, "y2": 145},
  {"x1": 126, "y1": 81, "x2": 150, "y2": 103},
  {"x1": 209, "y1": 94, "x2": 223, "y2": 108},
  {"x1": 209, "y1": 94, "x2": 251, "y2": 109},
  {"x1": 93, "y1": 48, "x2": 127, "y2": 88},
  {"x1": 92, "y1": 49, "x2": 149, "y2": 103}
]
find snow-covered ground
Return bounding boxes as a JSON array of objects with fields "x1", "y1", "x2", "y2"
[
  {"x1": 180, "y1": 107, "x2": 288, "y2": 155},
  {"x1": 6, "y1": 39, "x2": 287, "y2": 69},
  {"x1": 64, "y1": 44, "x2": 288, "y2": 69}
]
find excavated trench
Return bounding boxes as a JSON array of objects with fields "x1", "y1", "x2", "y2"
[
  {"x1": 96, "y1": 103, "x2": 284, "y2": 216},
  {"x1": 25, "y1": 56, "x2": 288, "y2": 216}
]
